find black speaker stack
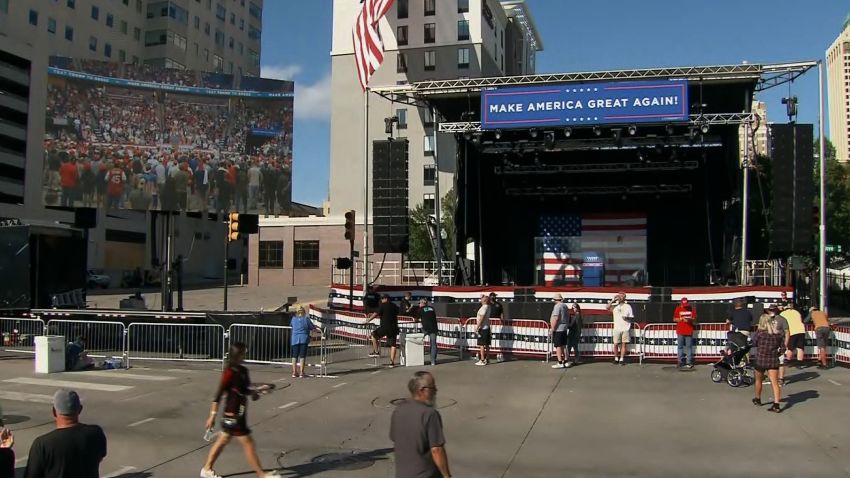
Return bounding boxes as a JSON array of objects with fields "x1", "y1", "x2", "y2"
[
  {"x1": 768, "y1": 124, "x2": 814, "y2": 254},
  {"x1": 372, "y1": 139, "x2": 410, "y2": 254}
]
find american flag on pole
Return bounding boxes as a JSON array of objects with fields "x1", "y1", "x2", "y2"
[
  {"x1": 352, "y1": 0, "x2": 395, "y2": 91},
  {"x1": 538, "y1": 213, "x2": 647, "y2": 286}
]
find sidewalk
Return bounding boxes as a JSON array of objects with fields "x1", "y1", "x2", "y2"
[{"x1": 86, "y1": 284, "x2": 330, "y2": 311}]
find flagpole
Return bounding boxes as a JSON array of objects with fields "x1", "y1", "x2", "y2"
[{"x1": 363, "y1": 87, "x2": 370, "y2": 294}]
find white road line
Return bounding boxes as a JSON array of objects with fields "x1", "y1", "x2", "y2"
[
  {"x1": 332, "y1": 382, "x2": 348, "y2": 389},
  {"x1": 167, "y1": 369, "x2": 196, "y2": 373},
  {"x1": 3, "y1": 377, "x2": 133, "y2": 392},
  {"x1": 103, "y1": 466, "x2": 137, "y2": 477},
  {"x1": 14, "y1": 455, "x2": 28, "y2": 465},
  {"x1": 274, "y1": 377, "x2": 290, "y2": 382},
  {"x1": 0, "y1": 390, "x2": 55, "y2": 404},
  {"x1": 120, "y1": 391, "x2": 157, "y2": 402},
  {"x1": 370, "y1": 371, "x2": 381, "y2": 375},
  {"x1": 66, "y1": 371, "x2": 176, "y2": 381},
  {"x1": 828, "y1": 379, "x2": 842, "y2": 386},
  {"x1": 278, "y1": 401, "x2": 298, "y2": 410},
  {"x1": 127, "y1": 417, "x2": 157, "y2": 427}
]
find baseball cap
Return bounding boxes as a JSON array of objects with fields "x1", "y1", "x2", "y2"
[
  {"x1": 53, "y1": 389, "x2": 82, "y2": 416},
  {"x1": 553, "y1": 293, "x2": 563, "y2": 300},
  {"x1": 767, "y1": 304, "x2": 779, "y2": 312}
]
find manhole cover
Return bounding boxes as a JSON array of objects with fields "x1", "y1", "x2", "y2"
[
  {"x1": 1, "y1": 415, "x2": 29, "y2": 425},
  {"x1": 310, "y1": 451, "x2": 375, "y2": 471},
  {"x1": 374, "y1": 397, "x2": 457, "y2": 409}
]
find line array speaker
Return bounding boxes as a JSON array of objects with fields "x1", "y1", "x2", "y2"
[
  {"x1": 768, "y1": 124, "x2": 814, "y2": 254},
  {"x1": 373, "y1": 140, "x2": 409, "y2": 253}
]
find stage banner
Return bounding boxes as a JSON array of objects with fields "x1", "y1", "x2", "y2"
[{"x1": 481, "y1": 80, "x2": 689, "y2": 130}]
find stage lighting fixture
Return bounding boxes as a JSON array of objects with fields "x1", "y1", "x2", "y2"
[
  {"x1": 593, "y1": 126, "x2": 602, "y2": 137},
  {"x1": 543, "y1": 131, "x2": 555, "y2": 149},
  {"x1": 627, "y1": 125, "x2": 637, "y2": 136},
  {"x1": 563, "y1": 127, "x2": 572, "y2": 138},
  {"x1": 637, "y1": 150, "x2": 647, "y2": 163},
  {"x1": 665, "y1": 124, "x2": 675, "y2": 136},
  {"x1": 529, "y1": 128, "x2": 539, "y2": 138},
  {"x1": 781, "y1": 96, "x2": 798, "y2": 122},
  {"x1": 688, "y1": 126, "x2": 699, "y2": 140},
  {"x1": 384, "y1": 116, "x2": 398, "y2": 135},
  {"x1": 472, "y1": 133, "x2": 482, "y2": 145},
  {"x1": 700, "y1": 123, "x2": 710, "y2": 134},
  {"x1": 464, "y1": 131, "x2": 473, "y2": 141},
  {"x1": 494, "y1": 129, "x2": 502, "y2": 140}
]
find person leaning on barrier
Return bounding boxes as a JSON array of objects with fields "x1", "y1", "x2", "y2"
[
  {"x1": 417, "y1": 298, "x2": 439, "y2": 366},
  {"x1": 780, "y1": 303, "x2": 806, "y2": 367},
  {"x1": 390, "y1": 371, "x2": 451, "y2": 478},
  {"x1": 488, "y1": 292, "x2": 503, "y2": 321},
  {"x1": 726, "y1": 298, "x2": 753, "y2": 337},
  {"x1": 808, "y1": 306, "x2": 832, "y2": 369},
  {"x1": 607, "y1": 292, "x2": 634, "y2": 365},
  {"x1": 367, "y1": 294, "x2": 400, "y2": 368},
  {"x1": 290, "y1": 305, "x2": 321, "y2": 378},
  {"x1": 474, "y1": 294, "x2": 492, "y2": 366}
]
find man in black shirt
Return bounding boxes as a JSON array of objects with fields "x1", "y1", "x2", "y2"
[
  {"x1": 400, "y1": 292, "x2": 415, "y2": 316},
  {"x1": 726, "y1": 298, "x2": 754, "y2": 336},
  {"x1": 488, "y1": 292, "x2": 503, "y2": 320},
  {"x1": 367, "y1": 294, "x2": 400, "y2": 367},
  {"x1": 24, "y1": 389, "x2": 107, "y2": 478},
  {"x1": 417, "y1": 298, "x2": 439, "y2": 366},
  {"x1": 363, "y1": 286, "x2": 381, "y2": 314}
]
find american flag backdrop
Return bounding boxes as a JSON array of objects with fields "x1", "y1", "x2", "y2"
[
  {"x1": 538, "y1": 213, "x2": 647, "y2": 286},
  {"x1": 352, "y1": 0, "x2": 395, "y2": 91}
]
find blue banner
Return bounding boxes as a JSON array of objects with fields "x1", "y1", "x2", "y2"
[
  {"x1": 47, "y1": 67, "x2": 294, "y2": 98},
  {"x1": 481, "y1": 80, "x2": 689, "y2": 130},
  {"x1": 249, "y1": 128, "x2": 283, "y2": 137}
]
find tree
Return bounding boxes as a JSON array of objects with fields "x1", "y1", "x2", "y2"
[
  {"x1": 406, "y1": 189, "x2": 457, "y2": 262},
  {"x1": 815, "y1": 137, "x2": 850, "y2": 257}
]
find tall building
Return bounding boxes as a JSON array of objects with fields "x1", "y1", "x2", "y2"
[
  {"x1": 827, "y1": 14, "x2": 850, "y2": 163},
  {"x1": 0, "y1": 0, "x2": 262, "y2": 75},
  {"x1": 739, "y1": 100, "x2": 769, "y2": 161}
]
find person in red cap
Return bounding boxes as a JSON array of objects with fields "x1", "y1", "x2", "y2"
[{"x1": 673, "y1": 297, "x2": 697, "y2": 369}]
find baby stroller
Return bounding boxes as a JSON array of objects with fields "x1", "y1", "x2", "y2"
[{"x1": 710, "y1": 330, "x2": 755, "y2": 387}]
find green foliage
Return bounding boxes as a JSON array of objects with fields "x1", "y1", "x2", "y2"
[
  {"x1": 407, "y1": 189, "x2": 457, "y2": 261},
  {"x1": 815, "y1": 138, "x2": 850, "y2": 256}
]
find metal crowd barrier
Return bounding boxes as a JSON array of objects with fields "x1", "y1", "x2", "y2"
[
  {"x1": 641, "y1": 323, "x2": 731, "y2": 363},
  {"x1": 311, "y1": 308, "x2": 381, "y2": 371},
  {"x1": 461, "y1": 318, "x2": 552, "y2": 361},
  {"x1": 578, "y1": 322, "x2": 643, "y2": 363},
  {"x1": 0, "y1": 317, "x2": 46, "y2": 354},
  {"x1": 45, "y1": 320, "x2": 126, "y2": 360},
  {"x1": 226, "y1": 323, "x2": 328, "y2": 376},
  {"x1": 126, "y1": 322, "x2": 226, "y2": 367}
]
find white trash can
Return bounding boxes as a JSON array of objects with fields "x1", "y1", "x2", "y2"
[
  {"x1": 35, "y1": 336, "x2": 66, "y2": 374},
  {"x1": 401, "y1": 333, "x2": 425, "y2": 367}
]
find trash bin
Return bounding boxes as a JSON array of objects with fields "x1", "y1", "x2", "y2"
[
  {"x1": 401, "y1": 332, "x2": 425, "y2": 367},
  {"x1": 35, "y1": 336, "x2": 66, "y2": 374}
]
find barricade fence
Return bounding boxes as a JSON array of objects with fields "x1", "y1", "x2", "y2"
[
  {"x1": 45, "y1": 320, "x2": 126, "y2": 360},
  {"x1": 226, "y1": 324, "x2": 327, "y2": 376},
  {"x1": 0, "y1": 317, "x2": 46, "y2": 354},
  {"x1": 461, "y1": 318, "x2": 552, "y2": 361},
  {"x1": 126, "y1": 323, "x2": 226, "y2": 367}
]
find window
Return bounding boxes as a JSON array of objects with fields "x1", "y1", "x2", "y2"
[
  {"x1": 248, "y1": 49, "x2": 259, "y2": 68},
  {"x1": 230, "y1": 12, "x2": 235, "y2": 24},
  {"x1": 204, "y1": 22, "x2": 210, "y2": 35},
  {"x1": 397, "y1": 53, "x2": 407, "y2": 73},
  {"x1": 248, "y1": 1, "x2": 261, "y2": 19},
  {"x1": 120, "y1": 20, "x2": 128, "y2": 34},
  {"x1": 423, "y1": 108, "x2": 434, "y2": 126},
  {"x1": 239, "y1": 18, "x2": 244, "y2": 30},
  {"x1": 91, "y1": 5, "x2": 99, "y2": 20},
  {"x1": 424, "y1": 50, "x2": 436, "y2": 71},
  {"x1": 424, "y1": 0, "x2": 435, "y2": 16},
  {"x1": 397, "y1": 0, "x2": 408, "y2": 19},
  {"x1": 458, "y1": 0, "x2": 469, "y2": 13},
  {"x1": 228, "y1": 61, "x2": 233, "y2": 73},
  {"x1": 0, "y1": 0, "x2": 6, "y2": 14},
  {"x1": 249, "y1": 25, "x2": 261, "y2": 40},
  {"x1": 172, "y1": 31, "x2": 187, "y2": 50},
  {"x1": 147, "y1": 1, "x2": 187, "y2": 24},
  {"x1": 123, "y1": 0, "x2": 129, "y2": 5},
  {"x1": 424, "y1": 23, "x2": 435, "y2": 44},
  {"x1": 457, "y1": 47, "x2": 469, "y2": 69},
  {"x1": 119, "y1": 49, "x2": 126, "y2": 62},
  {"x1": 213, "y1": 54, "x2": 223, "y2": 71},
  {"x1": 424, "y1": 134, "x2": 435, "y2": 155},
  {"x1": 47, "y1": 17, "x2": 57, "y2": 33},
  {"x1": 67, "y1": 0, "x2": 75, "y2": 9},
  {"x1": 238, "y1": 41, "x2": 243, "y2": 54},
  {"x1": 457, "y1": 20, "x2": 469, "y2": 41},
  {"x1": 204, "y1": 48, "x2": 209, "y2": 61},
  {"x1": 29, "y1": 9, "x2": 38, "y2": 26},
  {"x1": 423, "y1": 193, "x2": 436, "y2": 213},
  {"x1": 134, "y1": 27, "x2": 141, "y2": 41},
  {"x1": 397, "y1": 26, "x2": 408, "y2": 46},
  {"x1": 258, "y1": 241, "x2": 283, "y2": 268},
  {"x1": 136, "y1": 0, "x2": 142, "y2": 13},
  {"x1": 293, "y1": 241, "x2": 320, "y2": 269},
  {"x1": 215, "y1": 3, "x2": 226, "y2": 20},
  {"x1": 194, "y1": 42, "x2": 199, "y2": 55},
  {"x1": 104, "y1": 43, "x2": 112, "y2": 57},
  {"x1": 106, "y1": 13, "x2": 113, "y2": 27},
  {"x1": 229, "y1": 36, "x2": 234, "y2": 48},
  {"x1": 424, "y1": 164, "x2": 436, "y2": 186},
  {"x1": 194, "y1": 15, "x2": 200, "y2": 28},
  {"x1": 89, "y1": 36, "x2": 97, "y2": 51},
  {"x1": 65, "y1": 26, "x2": 74, "y2": 41},
  {"x1": 397, "y1": 109, "x2": 407, "y2": 129},
  {"x1": 215, "y1": 29, "x2": 225, "y2": 47}
]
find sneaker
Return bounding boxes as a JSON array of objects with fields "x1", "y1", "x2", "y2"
[
  {"x1": 779, "y1": 378, "x2": 785, "y2": 387},
  {"x1": 475, "y1": 360, "x2": 486, "y2": 366},
  {"x1": 686, "y1": 364, "x2": 694, "y2": 370},
  {"x1": 387, "y1": 363, "x2": 395, "y2": 368},
  {"x1": 263, "y1": 472, "x2": 283, "y2": 478},
  {"x1": 613, "y1": 358, "x2": 619, "y2": 365},
  {"x1": 200, "y1": 468, "x2": 222, "y2": 478},
  {"x1": 564, "y1": 362, "x2": 573, "y2": 368},
  {"x1": 368, "y1": 352, "x2": 380, "y2": 358},
  {"x1": 763, "y1": 379, "x2": 771, "y2": 385},
  {"x1": 551, "y1": 362, "x2": 565, "y2": 369}
]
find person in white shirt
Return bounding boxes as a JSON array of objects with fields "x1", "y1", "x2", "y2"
[
  {"x1": 549, "y1": 293, "x2": 570, "y2": 369},
  {"x1": 474, "y1": 295, "x2": 491, "y2": 366},
  {"x1": 607, "y1": 292, "x2": 634, "y2": 365}
]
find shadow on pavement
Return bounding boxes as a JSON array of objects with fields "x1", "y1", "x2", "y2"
[
  {"x1": 785, "y1": 371, "x2": 820, "y2": 384},
  {"x1": 782, "y1": 389, "x2": 820, "y2": 411}
]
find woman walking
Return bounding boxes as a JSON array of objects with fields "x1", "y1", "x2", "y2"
[
  {"x1": 201, "y1": 342, "x2": 279, "y2": 478},
  {"x1": 290, "y1": 305, "x2": 321, "y2": 378},
  {"x1": 752, "y1": 314, "x2": 785, "y2": 413}
]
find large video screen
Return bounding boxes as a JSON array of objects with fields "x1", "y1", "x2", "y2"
[{"x1": 43, "y1": 57, "x2": 294, "y2": 214}]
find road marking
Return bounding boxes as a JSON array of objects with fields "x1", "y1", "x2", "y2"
[
  {"x1": 828, "y1": 379, "x2": 842, "y2": 386},
  {"x1": 121, "y1": 391, "x2": 157, "y2": 402},
  {"x1": 278, "y1": 401, "x2": 298, "y2": 410},
  {"x1": 0, "y1": 390, "x2": 55, "y2": 404},
  {"x1": 275, "y1": 377, "x2": 290, "y2": 383},
  {"x1": 14, "y1": 455, "x2": 27, "y2": 465},
  {"x1": 370, "y1": 371, "x2": 381, "y2": 375},
  {"x1": 167, "y1": 369, "x2": 196, "y2": 373},
  {"x1": 332, "y1": 382, "x2": 348, "y2": 388},
  {"x1": 69, "y1": 371, "x2": 176, "y2": 381},
  {"x1": 128, "y1": 417, "x2": 157, "y2": 427},
  {"x1": 3, "y1": 377, "x2": 133, "y2": 392},
  {"x1": 103, "y1": 466, "x2": 137, "y2": 477}
]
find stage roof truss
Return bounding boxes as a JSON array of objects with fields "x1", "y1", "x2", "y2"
[
  {"x1": 495, "y1": 160, "x2": 700, "y2": 175},
  {"x1": 504, "y1": 184, "x2": 693, "y2": 197}
]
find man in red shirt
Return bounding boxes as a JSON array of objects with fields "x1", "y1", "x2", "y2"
[
  {"x1": 59, "y1": 157, "x2": 79, "y2": 207},
  {"x1": 105, "y1": 160, "x2": 127, "y2": 209},
  {"x1": 674, "y1": 297, "x2": 697, "y2": 369}
]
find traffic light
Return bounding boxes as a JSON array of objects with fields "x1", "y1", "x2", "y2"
[
  {"x1": 336, "y1": 257, "x2": 353, "y2": 270},
  {"x1": 228, "y1": 212, "x2": 240, "y2": 241},
  {"x1": 344, "y1": 210, "x2": 356, "y2": 245}
]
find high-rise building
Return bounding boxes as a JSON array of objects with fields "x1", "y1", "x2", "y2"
[
  {"x1": 740, "y1": 100, "x2": 769, "y2": 162},
  {"x1": 827, "y1": 14, "x2": 850, "y2": 163},
  {"x1": 0, "y1": 0, "x2": 262, "y2": 75}
]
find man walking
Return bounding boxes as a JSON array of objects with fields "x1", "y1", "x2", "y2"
[
  {"x1": 607, "y1": 292, "x2": 634, "y2": 365},
  {"x1": 23, "y1": 390, "x2": 107, "y2": 478},
  {"x1": 390, "y1": 371, "x2": 451, "y2": 478},
  {"x1": 367, "y1": 294, "x2": 400, "y2": 367},
  {"x1": 418, "y1": 298, "x2": 439, "y2": 366},
  {"x1": 674, "y1": 297, "x2": 697, "y2": 369},
  {"x1": 474, "y1": 294, "x2": 491, "y2": 366}
]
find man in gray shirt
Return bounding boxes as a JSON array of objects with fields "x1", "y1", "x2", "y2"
[{"x1": 390, "y1": 371, "x2": 451, "y2": 478}]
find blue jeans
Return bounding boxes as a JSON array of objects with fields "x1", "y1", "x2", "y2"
[
  {"x1": 427, "y1": 332, "x2": 438, "y2": 365},
  {"x1": 677, "y1": 335, "x2": 694, "y2": 366}
]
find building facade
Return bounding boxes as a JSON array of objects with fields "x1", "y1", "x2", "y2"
[
  {"x1": 251, "y1": 0, "x2": 542, "y2": 287},
  {"x1": 739, "y1": 100, "x2": 769, "y2": 162},
  {"x1": 827, "y1": 15, "x2": 850, "y2": 163}
]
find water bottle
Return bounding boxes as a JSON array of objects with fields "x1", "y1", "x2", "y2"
[{"x1": 203, "y1": 428, "x2": 218, "y2": 442}]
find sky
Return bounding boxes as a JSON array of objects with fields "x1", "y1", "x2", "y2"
[{"x1": 261, "y1": 1, "x2": 849, "y2": 207}]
